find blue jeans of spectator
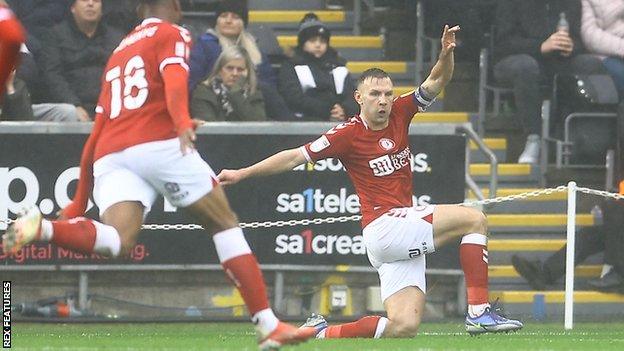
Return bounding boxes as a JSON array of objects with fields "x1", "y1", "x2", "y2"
[{"x1": 603, "y1": 57, "x2": 624, "y2": 99}]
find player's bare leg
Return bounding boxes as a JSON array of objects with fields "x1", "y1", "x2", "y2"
[
  {"x1": 300, "y1": 286, "x2": 421, "y2": 339},
  {"x1": 100, "y1": 201, "x2": 145, "y2": 257},
  {"x1": 1, "y1": 201, "x2": 141, "y2": 258},
  {"x1": 185, "y1": 185, "x2": 315, "y2": 350},
  {"x1": 432, "y1": 205, "x2": 523, "y2": 334},
  {"x1": 382, "y1": 286, "x2": 425, "y2": 337}
]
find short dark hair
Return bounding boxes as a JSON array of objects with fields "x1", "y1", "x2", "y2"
[{"x1": 357, "y1": 68, "x2": 391, "y2": 87}]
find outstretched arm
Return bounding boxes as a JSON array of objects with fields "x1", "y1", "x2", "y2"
[
  {"x1": 217, "y1": 148, "x2": 307, "y2": 185},
  {"x1": 420, "y1": 25, "x2": 460, "y2": 98}
]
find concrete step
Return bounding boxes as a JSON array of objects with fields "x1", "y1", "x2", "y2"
[
  {"x1": 488, "y1": 238, "x2": 603, "y2": 265},
  {"x1": 346, "y1": 61, "x2": 416, "y2": 84},
  {"x1": 486, "y1": 214, "x2": 593, "y2": 233},
  {"x1": 469, "y1": 138, "x2": 507, "y2": 163},
  {"x1": 490, "y1": 239, "x2": 566, "y2": 251},
  {"x1": 250, "y1": 10, "x2": 347, "y2": 23},
  {"x1": 471, "y1": 163, "x2": 540, "y2": 184},
  {"x1": 277, "y1": 35, "x2": 382, "y2": 49},
  {"x1": 489, "y1": 265, "x2": 602, "y2": 279},
  {"x1": 249, "y1": 0, "x2": 324, "y2": 10},
  {"x1": 489, "y1": 290, "x2": 624, "y2": 318},
  {"x1": 410, "y1": 112, "x2": 467, "y2": 123},
  {"x1": 249, "y1": 10, "x2": 354, "y2": 34},
  {"x1": 277, "y1": 35, "x2": 383, "y2": 61},
  {"x1": 492, "y1": 290, "x2": 624, "y2": 303}
]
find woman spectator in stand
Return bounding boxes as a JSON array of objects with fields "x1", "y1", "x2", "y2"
[
  {"x1": 581, "y1": 0, "x2": 624, "y2": 98},
  {"x1": 191, "y1": 46, "x2": 265, "y2": 121},
  {"x1": 189, "y1": 0, "x2": 292, "y2": 119}
]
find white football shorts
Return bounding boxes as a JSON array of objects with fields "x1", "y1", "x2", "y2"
[
  {"x1": 93, "y1": 137, "x2": 217, "y2": 216},
  {"x1": 362, "y1": 205, "x2": 436, "y2": 302}
]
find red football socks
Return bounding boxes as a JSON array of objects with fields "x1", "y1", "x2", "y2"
[
  {"x1": 221, "y1": 253, "x2": 270, "y2": 314},
  {"x1": 44, "y1": 218, "x2": 121, "y2": 257},
  {"x1": 324, "y1": 316, "x2": 386, "y2": 338},
  {"x1": 213, "y1": 227, "x2": 270, "y2": 315},
  {"x1": 459, "y1": 233, "x2": 489, "y2": 305},
  {"x1": 50, "y1": 218, "x2": 97, "y2": 254}
]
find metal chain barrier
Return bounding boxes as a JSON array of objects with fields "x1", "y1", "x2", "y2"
[
  {"x1": 460, "y1": 185, "x2": 569, "y2": 207},
  {"x1": 576, "y1": 186, "x2": 624, "y2": 201},
  {"x1": 1, "y1": 185, "x2": 621, "y2": 231}
]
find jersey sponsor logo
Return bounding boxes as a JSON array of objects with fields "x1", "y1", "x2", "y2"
[
  {"x1": 309, "y1": 135, "x2": 331, "y2": 153},
  {"x1": 368, "y1": 146, "x2": 412, "y2": 177},
  {"x1": 275, "y1": 188, "x2": 360, "y2": 214},
  {"x1": 378, "y1": 138, "x2": 396, "y2": 151},
  {"x1": 275, "y1": 229, "x2": 366, "y2": 255},
  {"x1": 293, "y1": 153, "x2": 429, "y2": 174}
]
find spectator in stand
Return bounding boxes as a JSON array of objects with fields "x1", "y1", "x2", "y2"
[
  {"x1": 1, "y1": 68, "x2": 79, "y2": 121},
  {"x1": 191, "y1": 46, "x2": 266, "y2": 121},
  {"x1": 1, "y1": 45, "x2": 79, "y2": 121},
  {"x1": 6, "y1": 0, "x2": 70, "y2": 41},
  {"x1": 493, "y1": 0, "x2": 605, "y2": 164},
  {"x1": 39, "y1": 0, "x2": 123, "y2": 121},
  {"x1": 278, "y1": 13, "x2": 358, "y2": 121},
  {"x1": 103, "y1": 0, "x2": 140, "y2": 34},
  {"x1": 189, "y1": 0, "x2": 292, "y2": 120},
  {"x1": 512, "y1": 183, "x2": 624, "y2": 292},
  {"x1": 581, "y1": 0, "x2": 624, "y2": 98}
]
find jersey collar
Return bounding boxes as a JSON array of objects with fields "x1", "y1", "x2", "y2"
[
  {"x1": 359, "y1": 115, "x2": 370, "y2": 130},
  {"x1": 141, "y1": 18, "x2": 163, "y2": 26}
]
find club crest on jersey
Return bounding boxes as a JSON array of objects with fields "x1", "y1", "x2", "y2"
[{"x1": 378, "y1": 138, "x2": 396, "y2": 151}]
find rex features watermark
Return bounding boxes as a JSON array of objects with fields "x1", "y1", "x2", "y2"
[{"x1": 3, "y1": 281, "x2": 10, "y2": 349}]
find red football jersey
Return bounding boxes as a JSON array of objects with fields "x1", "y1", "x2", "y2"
[
  {"x1": 302, "y1": 90, "x2": 433, "y2": 228},
  {"x1": 0, "y1": 5, "x2": 25, "y2": 98},
  {"x1": 94, "y1": 18, "x2": 192, "y2": 161}
]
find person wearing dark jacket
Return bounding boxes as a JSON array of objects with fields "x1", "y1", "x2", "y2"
[
  {"x1": 191, "y1": 46, "x2": 266, "y2": 121},
  {"x1": 493, "y1": 0, "x2": 605, "y2": 164},
  {"x1": 188, "y1": 0, "x2": 292, "y2": 120},
  {"x1": 278, "y1": 13, "x2": 358, "y2": 121},
  {"x1": 6, "y1": 0, "x2": 70, "y2": 40},
  {"x1": 39, "y1": 0, "x2": 123, "y2": 120},
  {"x1": 1, "y1": 69, "x2": 79, "y2": 122}
]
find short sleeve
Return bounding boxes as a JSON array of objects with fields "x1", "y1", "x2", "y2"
[
  {"x1": 156, "y1": 25, "x2": 192, "y2": 74},
  {"x1": 392, "y1": 86, "x2": 436, "y2": 126},
  {"x1": 301, "y1": 121, "x2": 354, "y2": 162}
]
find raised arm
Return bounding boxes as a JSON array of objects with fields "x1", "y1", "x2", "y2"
[
  {"x1": 420, "y1": 25, "x2": 459, "y2": 98},
  {"x1": 218, "y1": 147, "x2": 307, "y2": 185}
]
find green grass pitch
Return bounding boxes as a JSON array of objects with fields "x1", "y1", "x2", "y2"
[{"x1": 11, "y1": 322, "x2": 624, "y2": 350}]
